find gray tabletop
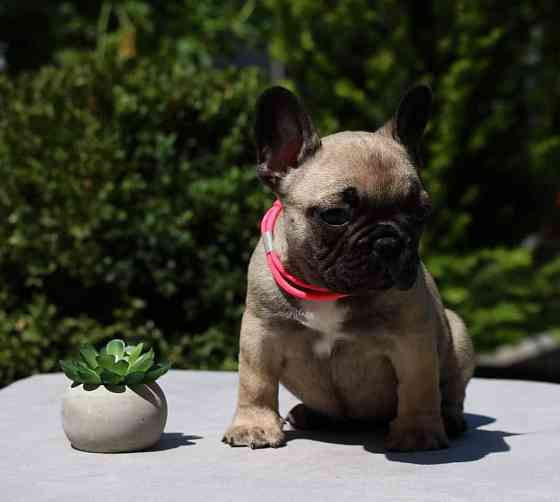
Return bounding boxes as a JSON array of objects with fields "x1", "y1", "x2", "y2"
[{"x1": 2, "y1": 370, "x2": 559, "y2": 502}]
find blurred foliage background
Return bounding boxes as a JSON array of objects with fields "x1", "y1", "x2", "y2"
[{"x1": 0, "y1": 1, "x2": 559, "y2": 386}]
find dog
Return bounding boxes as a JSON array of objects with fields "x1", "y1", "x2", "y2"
[{"x1": 222, "y1": 84, "x2": 475, "y2": 451}]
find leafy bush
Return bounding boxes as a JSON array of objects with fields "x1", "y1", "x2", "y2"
[
  {"x1": 0, "y1": 52, "x2": 269, "y2": 386},
  {"x1": 258, "y1": 0, "x2": 560, "y2": 352},
  {"x1": 1, "y1": 2, "x2": 559, "y2": 387},
  {"x1": 426, "y1": 250, "x2": 560, "y2": 352},
  {"x1": 259, "y1": 0, "x2": 560, "y2": 252}
]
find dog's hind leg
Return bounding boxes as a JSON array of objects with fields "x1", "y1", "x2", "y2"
[
  {"x1": 440, "y1": 309, "x2": 475, "y2": 438},
  {"x1": 285, "y1": 403, "x2": 335, "y2": 430}
]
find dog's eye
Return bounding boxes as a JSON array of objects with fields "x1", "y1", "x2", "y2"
[{"x1": 319, "y1": 207, "x2": 352, "y2": 226}]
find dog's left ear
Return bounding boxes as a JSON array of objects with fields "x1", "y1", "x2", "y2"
[
  {"x1": 390, "y1": 84, "x2": 432, "y2": 160},
  {"x1": 255, "y1": 86, "x2": 321, "y2": 190}
]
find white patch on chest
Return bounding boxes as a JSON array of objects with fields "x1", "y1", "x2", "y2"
[{"x1": 296, "y1": 301, "x2": 349, "y2": 357}]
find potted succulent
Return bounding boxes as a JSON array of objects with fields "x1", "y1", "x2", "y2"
[{"x1": 60, "y1": 339, "x2": 170, "y2": 453}]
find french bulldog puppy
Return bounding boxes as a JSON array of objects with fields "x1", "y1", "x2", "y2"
[{"x1": 223, "y1": 85, "x2": 475, "y2": 451}]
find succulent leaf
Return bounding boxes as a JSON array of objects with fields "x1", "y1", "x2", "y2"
[
  {"x1": 124, "y1": 372, "x2": 145, "y2": 385},
  {"x1": 79, "y1": 345, "x2": 98, "y2": 369},
  {"x1": 60, "y1": 360, "x2": 81, "y2": 382},
  {"x1": 128, "y1": 349, "x2": 154, "y2": 373},
  {"x1": 97, "y1": 353, "x2": 116, "y2": 370},
  {"x1": 127, "y1": 343, "x2": 144, "y2": 366},
  {"x1": 112, "y1": 360, "x2": 129, "y2": 376},
  {"x1": 100, "y1": 369, "x2": 124, "y2": 384},
  {"x1": 76, "y1": 360, "x2": 93, "y2": 371},
  {"x1": 106, "y1": 339, "x2": 125, "y2": 361},
  {"x1": 76, "y1": 365, "x2": 102, "y2": 384},
  {"x1": 145, "y1": 362, "x2": 171, "y2": 381}
]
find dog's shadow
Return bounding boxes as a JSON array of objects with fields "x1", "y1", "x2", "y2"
[{"x1": 285, "y1": 413, "x2": 518, "y2": 464}]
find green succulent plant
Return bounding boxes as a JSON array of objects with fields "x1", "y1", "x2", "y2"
[{"x1": 60, "y1": 339, "x2": 171, "y2": 386}]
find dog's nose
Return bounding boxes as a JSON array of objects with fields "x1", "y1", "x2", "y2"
[{"x1": 372, "y1": 237, "x2": 402, "y2": 260}]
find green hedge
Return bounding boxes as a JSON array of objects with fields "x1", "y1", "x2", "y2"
[
  {"x1": 0, "y1": 54, "x2": 271, "y2": 385},
  {"x1": 427, "y1": 250, "x2": 560, "y2": 352},
  {"x1": 1, "y1": 1, "x2": 560, "y2": 386},
  {"x1": 259, "y1": 0, "x2": 560, "y2": 352},
  {"x1": 260, "y1": 0, "x2": 560, "y2": 252}
]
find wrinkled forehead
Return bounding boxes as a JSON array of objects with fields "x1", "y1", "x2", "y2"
[{"x1": 286, "y1": 131, "x2": 419, "y2": 207}]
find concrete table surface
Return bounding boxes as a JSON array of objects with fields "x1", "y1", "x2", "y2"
[{"x1": 2, "y1": 370, "x2": 560, "y2": 502}]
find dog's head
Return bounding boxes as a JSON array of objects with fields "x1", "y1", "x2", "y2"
[{"x1": 255, "y1": 85, "x2": 433, "y2": 294}]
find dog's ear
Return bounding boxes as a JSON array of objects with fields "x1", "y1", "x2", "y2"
[
  {"x1": 255, "y1": 86, "x2": 321, "y2": 189},
  {"x1": 386, "y1": 84, "x2": 432, "y2": 163}
]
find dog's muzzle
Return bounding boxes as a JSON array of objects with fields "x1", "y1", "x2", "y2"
[{"x1": 360, "y1": 224, "x2": 418, "y2": 291}]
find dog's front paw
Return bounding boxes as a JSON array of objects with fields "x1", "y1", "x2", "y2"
[
  {"x1": 385, "y1": 414, "x2": 449, "y2": 452},
  {"x1": 222, "y1": 410, "x2": 285, "y2": 449},
  {"x1": 222, "y1": 424, "x2": 285, "y2": 449}
]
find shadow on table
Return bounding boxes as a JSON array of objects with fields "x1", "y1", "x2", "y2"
[
  {"x1": 285, "y1": 413, "x2": 519, "y2": 465},
  {"x1": 149, "y1": 433, "x2": 202, "y2": 452}
]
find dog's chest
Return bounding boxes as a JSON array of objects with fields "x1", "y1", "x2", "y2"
[{"x1": 297, "y1": 301, "x2": 349, "y2": 357}]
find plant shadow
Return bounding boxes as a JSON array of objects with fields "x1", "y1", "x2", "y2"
[
  {"x1": 285, "y1": 413, "x2": 519, "y2": 465},
  {"x1": 148, "y1": 433, "x2": 202, "y2": 452}
]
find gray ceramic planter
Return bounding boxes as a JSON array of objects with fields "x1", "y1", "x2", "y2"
[{"x1": 62, "y1": 382, "x2": 167, "y2": 453}]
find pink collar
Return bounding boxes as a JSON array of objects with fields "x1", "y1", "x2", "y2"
[{"x1": 260, "y1": 199, "x2": 349, "y2": 301}]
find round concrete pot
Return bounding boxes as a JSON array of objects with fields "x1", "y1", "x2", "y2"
[{"x1": 62, "y1": 382, "x2": 168, "y2": 453}]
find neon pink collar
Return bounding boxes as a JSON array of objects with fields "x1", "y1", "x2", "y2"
[{"x1": 260, "y1": 199, "x2": 348, "y2": 301}]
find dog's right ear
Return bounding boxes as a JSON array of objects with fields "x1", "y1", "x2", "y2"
[{"x1": 255, "y1": 86, "x2": 321, "y2": 190}]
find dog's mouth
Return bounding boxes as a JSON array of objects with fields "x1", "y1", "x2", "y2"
[
  {"x1": 349, "y1": 260, "x2": 418, "y2": 292},
  {"x1": 386, "y1": 251, "x2": 420, "y2": 290}
]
